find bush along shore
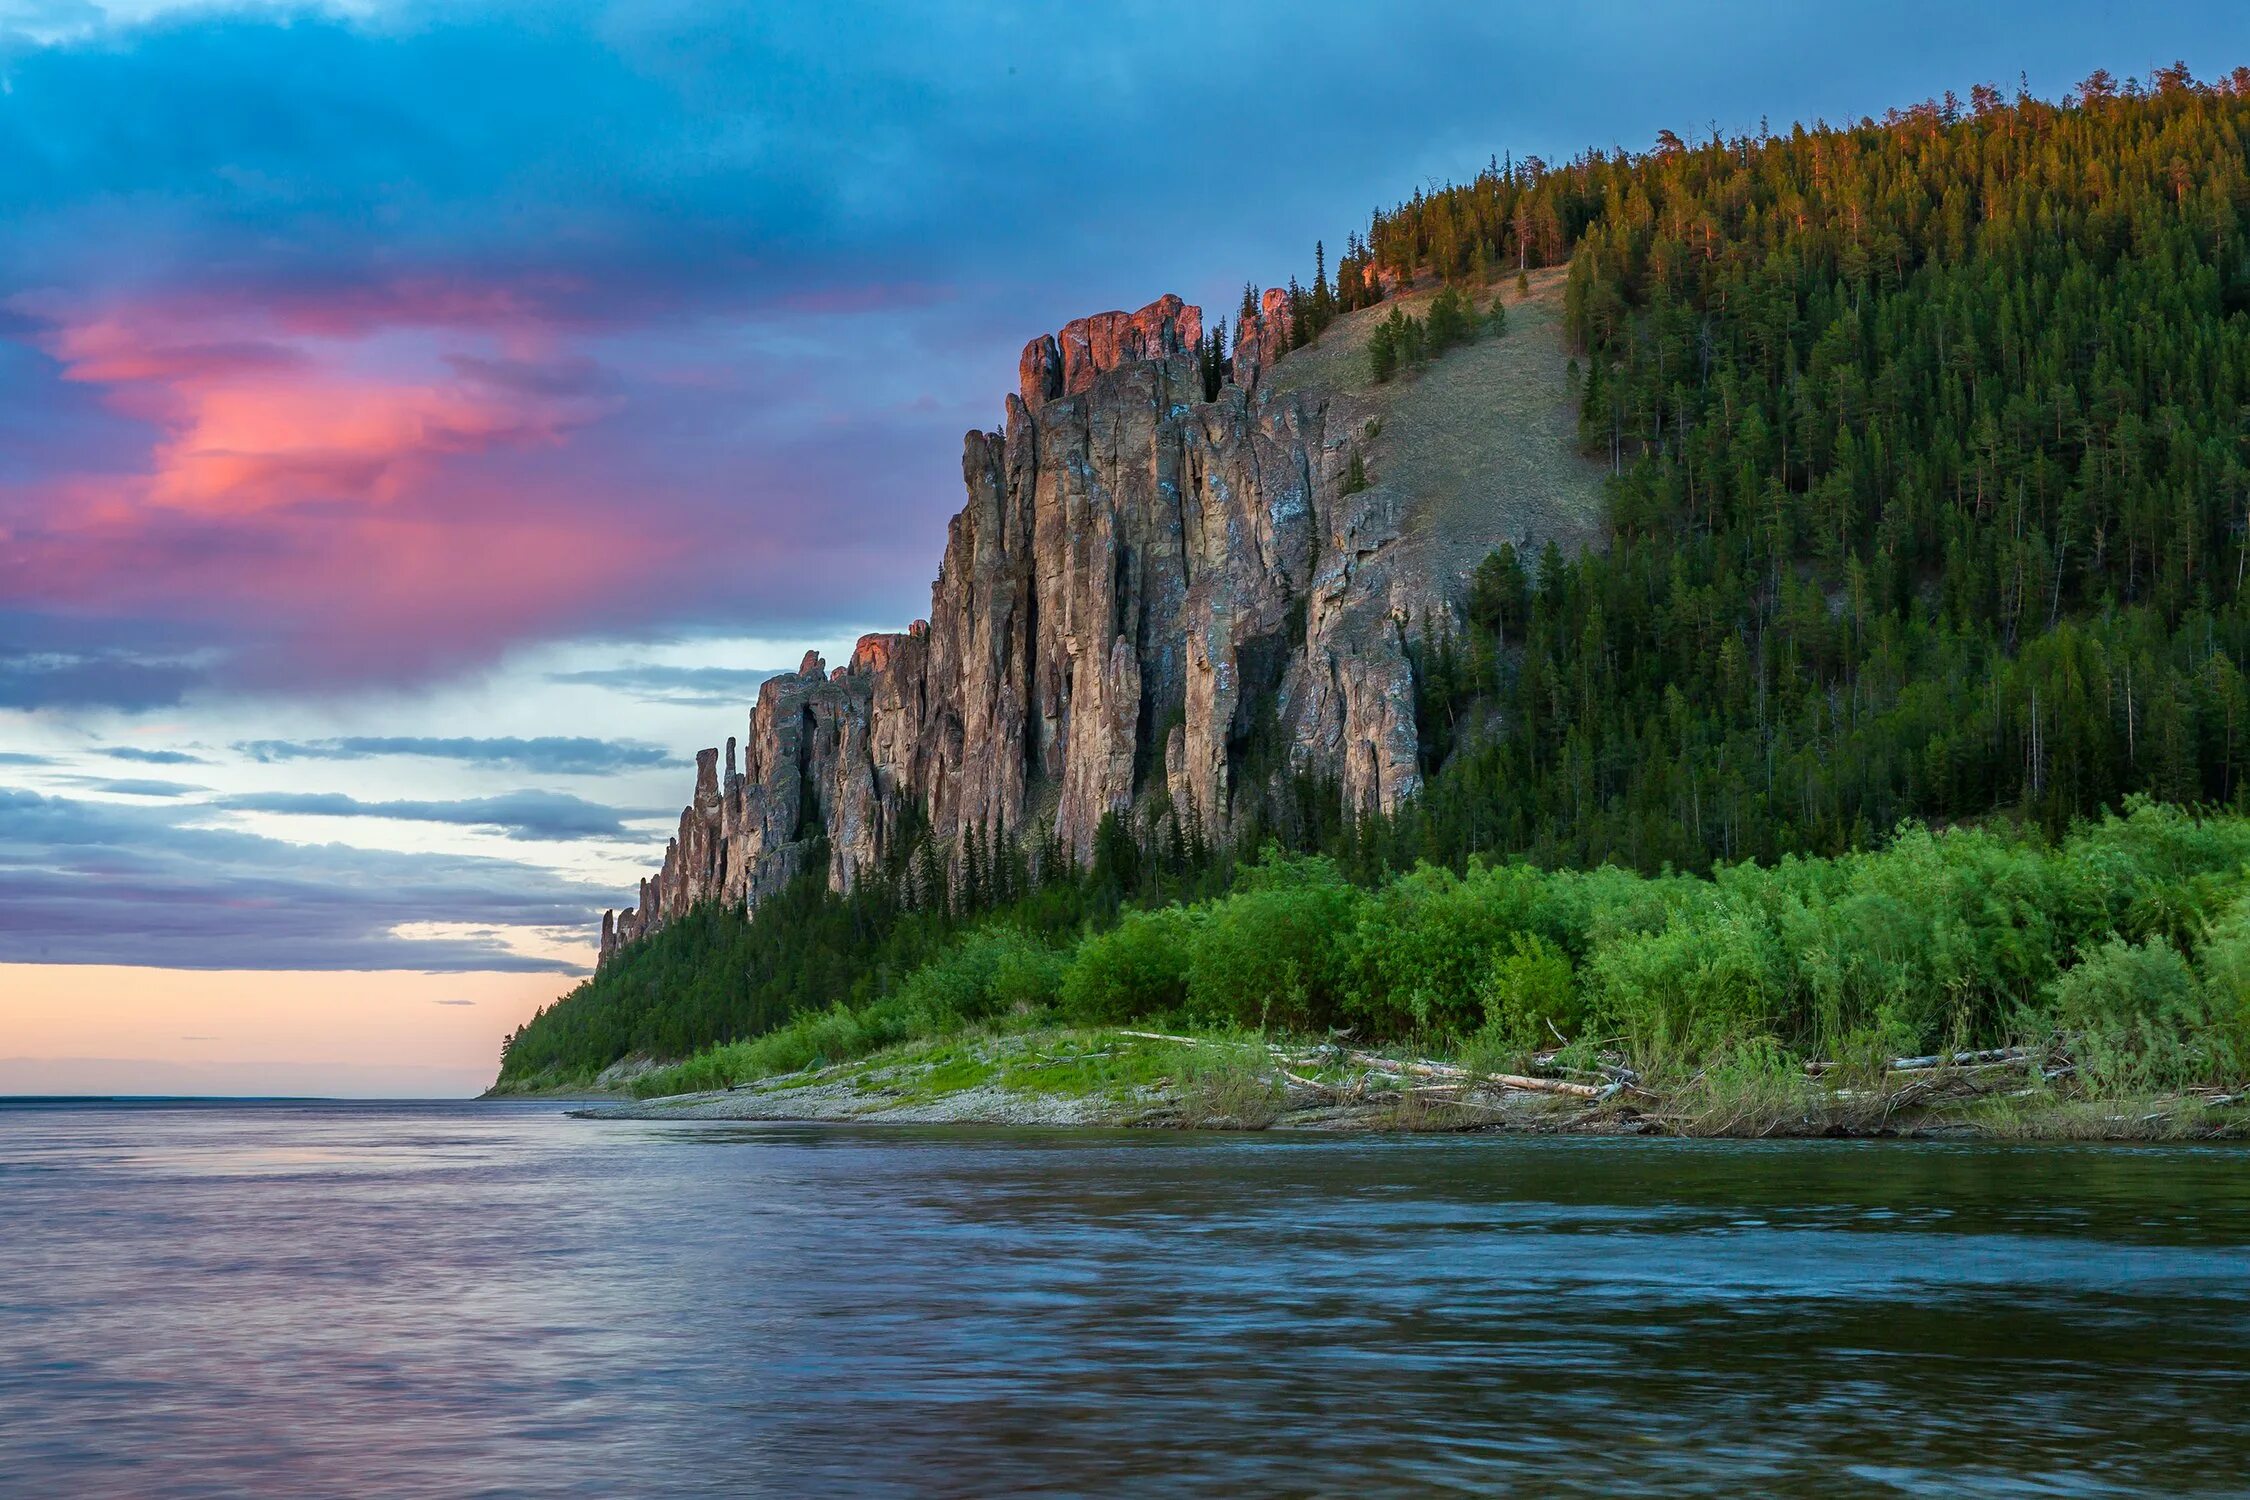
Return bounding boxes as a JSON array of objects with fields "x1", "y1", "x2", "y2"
[{"x1": 556, "y1": 802, "x2": 2250, "y2": 1140}]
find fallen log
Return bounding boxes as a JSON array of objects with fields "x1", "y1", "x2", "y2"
[
  {"x1": 1275, "y1": 1066, "x2": 1341, "y2": 1097},
  {"x1": 1806, "y1": 1046, "x2": 2034, "y2": 1077},
  {"x1": 1341, "y1": 1049, "x2": 1603, "y2": 1098},
  {"x1": 1122, "y1": 1032, "x2": 1607, "y2": 1098},
  {"x1": 1401, "y1": 1085, "x2": 1515, "y2": 1114},
  {"x1": 1890, "y1": 1046, "x2": 2034, "y2": 1073}
]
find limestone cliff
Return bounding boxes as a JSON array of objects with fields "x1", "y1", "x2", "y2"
[{"x1": 602, "y1": 294, "x2": 1421, "y2": 964}]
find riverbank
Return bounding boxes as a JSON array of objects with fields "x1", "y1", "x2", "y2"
[{"x1": 569, "y1": 1026, "x2": 2250, "y2": 1139}]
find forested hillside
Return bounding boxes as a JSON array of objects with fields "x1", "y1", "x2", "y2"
[
  {"x1": 500, "y1": 68, "x2": 2250, "y2": 1091},
  {"x1": 1354, "y1": 65, "x2": 2250, "y2": 872}
]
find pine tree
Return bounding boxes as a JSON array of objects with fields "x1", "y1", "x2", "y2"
[{"x1": 1368, "y1": 315, "x2": 1400, "y2": 383}]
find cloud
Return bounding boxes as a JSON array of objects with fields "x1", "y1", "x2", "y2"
[
  {"x1": 7, "y1": 504, "x2": 677, "y2": 688},
  {"x1": 0, "y1": 0, "x2": 106, "y2": 47},
  {"x1": 61, "y1": 776, "x2": 205, "y2": 797},
  {"x1": 0, "y1": 788, "x2": 603, "y2": 971},
  {"x1": 22, "y1": 297, "x2": 620, "y2": 519},
  {"x1": 0, "y1": 649, "x2": 198, "y2": 710},
  {"x1": 233, "y1": 735, "x2": 672, "y2": 774},
  {"x1": 547, "y1": 664, "x2": 786, "y2": 707},
  {"x1": 104, "y1": 747, "x2": 208, "y2": 765},
  {"x1": 0, "y1": 752, "x2": 58, "y2": 767},
  {"x1": 432, "y1": 998, "x2": 475, "y2": 1006},
  {"x1": 446, "y1": 352, "x2": 616, "y2": 399},
  {"x1": 214, "y1": 789, "x2": 646, "y2": 841}
]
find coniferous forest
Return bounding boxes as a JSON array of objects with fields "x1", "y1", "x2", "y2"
[
  {"x1": 500, "y1": 69, "x2": 2250, "y2": 1092},
  {"x1": 1370, "y1": 64, "x2": 2250, "y2": 871}
]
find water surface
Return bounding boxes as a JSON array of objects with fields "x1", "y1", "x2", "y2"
[{"x1": 3, "y1": 1100, "x2": 2247, "y2": 1496}]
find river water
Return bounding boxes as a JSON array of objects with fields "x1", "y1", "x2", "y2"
[{"x1": 3, "y1": 1100, "x2": 2247, "y2": 1497}]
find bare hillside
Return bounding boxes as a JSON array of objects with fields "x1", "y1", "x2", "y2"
[{"x1": 1269, "y1": 266, "x2": 1608, "y2": 603}]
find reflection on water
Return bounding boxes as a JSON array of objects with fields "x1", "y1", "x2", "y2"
[{"x1": 3, "y1": 1100, "x2": 2247, "y2": 1497}]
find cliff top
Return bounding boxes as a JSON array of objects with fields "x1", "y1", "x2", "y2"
[{"x1": 1017, "y1": 294, "x2": 1201, "y2": 413}]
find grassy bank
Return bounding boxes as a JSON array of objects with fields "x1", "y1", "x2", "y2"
[
  {"x1": 587, "y1": 1021, "x2": 2247, "y2": 1139},
  {"x1": 572, "y1": 802, "x2": 2250, "y2": 1138}
]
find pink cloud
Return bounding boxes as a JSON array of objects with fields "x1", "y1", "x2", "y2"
[
  {"x1": 3, "y1": 290, "x2": 676, "y2": 684},
  {"x1": 145, "y1": 376, "x2": 589, "y2": 515},
  {"x1": 2, "y1": 476, "x2": 683, "y2": 685},
  {"x1": 28, "y1": 296, "x2": 610, "y2": 517}
]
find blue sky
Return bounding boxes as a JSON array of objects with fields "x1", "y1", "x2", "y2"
[{"x1": 0, "y1": 0, "x2": 2241, "y2": 1091}]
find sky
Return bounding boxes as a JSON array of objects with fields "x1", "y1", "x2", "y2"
[{"x1": 2, "y1": 0, "x2": 2242, "y2": 1096}]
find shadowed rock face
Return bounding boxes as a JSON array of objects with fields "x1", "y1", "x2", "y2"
[{"x1": 602, "y1": 295, "x2": 1420, "y2": 964}]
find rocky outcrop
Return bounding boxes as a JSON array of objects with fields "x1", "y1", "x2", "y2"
[
  {"x1": 1019, "y1": 294, "x2": 1202, "y2": 411},
  {"x1": 1229, "y1": 286, "x2": 1295, "y2": 392},
  {"x1": 599, "y1": 294, "x2": 1422, "y2": 967}
]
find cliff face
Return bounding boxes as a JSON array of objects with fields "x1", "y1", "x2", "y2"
[{"x1": 602, "y1": 294, "x2": 1421, "y2": 963}]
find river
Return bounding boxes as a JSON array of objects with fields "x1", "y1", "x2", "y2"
[{"x1": 2, "y1": 1099, "x2": 2247, "y2": 1496}]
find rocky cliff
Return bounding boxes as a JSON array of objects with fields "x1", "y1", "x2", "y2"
[{"x1": 602, "y1": 293, "x2": 1423, "y2": 963}]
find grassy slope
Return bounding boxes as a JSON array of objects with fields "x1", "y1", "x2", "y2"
[{"x1": 1270, "y1": 266, "x2": 1609, "y2": 600}]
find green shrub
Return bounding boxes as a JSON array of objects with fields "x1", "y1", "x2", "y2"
[
  {"x1": 2194, "y1": 893, "x2": 2250, "y2": 1077},
  {"x1": 2046, "y1": 935, "x2": 2211, "y2": 1092},
  {"x1": 1533, "y1": 862, "x2": 1699, "y2": 957},
  {"x1": 1748, "y1": 825, "x2": 2069, "y2": 1052},
  {"x1": 1588, "y1": 900, "x2": 1784, "y2": 1067},
  {"x1": 627, "y1": 926, "x2": 1066, "y2": 1097},
  {"x1": 1059, "y1": 906, "x2": 1202, "y2": 1023},
  {"x1": 1674, "y1": 1035, "x2": 1814, "y2": 1135},
  {"x1": 1344, "y1": 862, "x2": 1543, "y2": 1036},
  {"x1": 1186, "y1": 855, "x2": 1360, "y2": 1031},
  {"x1": 1479, "y1": 931, "x2": 1580, "y2": 1051},
  {"x1": 885, "y1": 924, "x2": 1067, "y2": 1026},
  {"x1": 1171, "y1": 1036, "x2": 1287, "y2": 1128},
  {"x1": 629, "y1": 997, "x2": 922, "y2": 1096}
]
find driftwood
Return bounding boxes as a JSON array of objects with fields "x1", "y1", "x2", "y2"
[
  {"x1": 1399, "y1": 1085, "x2": 1516, "y2": 1114},
  {"x1": 1805, "y1": 1046, "x2": 2035, "y2": 1078},
  {"x1": 1275, "y1": 1066, "x2": 1342, "y2": 1097},
  {"x1": 1318, "y1": 1048, "x2": 1605, "y2": 1099},
  {"x1": 1095, "y1": 1028, "x2": 2247, "y2": 1133},
  {"x1": 1116, "y1": 1030, "x2": 1605, "y2": 1106},
  {"x1": 1889, "y1": 1046, "x2": 2034, "y2": 1073}
]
